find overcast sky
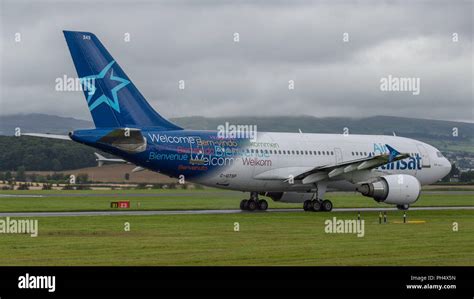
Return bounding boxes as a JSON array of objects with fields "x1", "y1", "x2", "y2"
[{"x1": 0, "y1": 0, "x2": 472, "y2": 123}]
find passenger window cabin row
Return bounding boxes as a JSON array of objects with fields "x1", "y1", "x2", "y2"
[
  {"x1": 244, "y1": 148, "x2": 419, "y2": 158},
  {"x1": 246, "y1": 149, "x2": 334, "y2": 156}
]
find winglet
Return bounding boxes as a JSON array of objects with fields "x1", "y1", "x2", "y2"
[{"x1": 385, "y1": 144, "x2": 400, "y2": 162}]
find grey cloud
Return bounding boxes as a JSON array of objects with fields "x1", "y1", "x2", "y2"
[{"x1": 0, "y1": 0, "x2": 472, "y2": 122}]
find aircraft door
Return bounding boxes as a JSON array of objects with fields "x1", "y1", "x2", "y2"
[
  {"x1": 334, "y1": 148, "x2": 343, "y2": 164},
  {"x1": 416, "y1": 144, "x2": 431, "y2": 168}
]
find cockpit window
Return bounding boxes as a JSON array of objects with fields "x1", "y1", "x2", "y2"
[{"x1": 436, "y1": 151, "x2": 444, "y2": 158}]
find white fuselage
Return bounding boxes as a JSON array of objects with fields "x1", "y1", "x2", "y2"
[{"x1": 195, "y1": 132, "x2": 451, "y2": 193}]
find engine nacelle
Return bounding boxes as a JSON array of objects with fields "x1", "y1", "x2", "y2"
[
  {"x1": 357, "y1": 174, "x2": 421, "y2": 205},
  {"x1": 263, "y1": 192, "x2": 314, "y2": 203}
]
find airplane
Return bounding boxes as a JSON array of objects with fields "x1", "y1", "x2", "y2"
[{"x1": 24, "y1": 30, "x2": 452, "y2": 212}]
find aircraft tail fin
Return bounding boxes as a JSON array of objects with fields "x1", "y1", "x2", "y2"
[{"x1": 63, "y1": 30, "x2": 182, "y2": 130}]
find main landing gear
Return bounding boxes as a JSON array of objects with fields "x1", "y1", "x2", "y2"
[
  {"x1": 240, "y1": 192, "x2": 268, "y2": 211},
  {"x1": 303, "y1": 199, "x2": 333, "y2": 212},
  {"x1": 303, "y1": 183, "x2": 332, "y2": 212}
]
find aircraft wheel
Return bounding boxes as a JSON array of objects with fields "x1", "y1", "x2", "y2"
[
  {"x1": 321, "y1": 200, "x2": 333, "y2": 212},
  {"x1": 311, "y1": 200, "x2": 321, "y2": 212},
  {"x1": 240, "y1": 200, "x2": 248, "y2": 210},
  {"x1": 397, "y1": 204, "x2": 409, "y2": 211},
  {"x1": 258, "y1": 199, "x2": 268, "y2": 211},
  {"x1": 303, "y1": 200, "x2": 312, "y2": 211},
  {"x1": 247, "y1": 199, "x2": 257, "y2": 211}
]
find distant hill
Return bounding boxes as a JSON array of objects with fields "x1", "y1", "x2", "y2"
[
  {"x1": 0, "y1": 114, "x2": 472, "y2": 172},
  {"x1": 171, "y1": 115, "x2": 474, "y2": 153},
  {"x1": 173, "y1": 115, "x2": 472, "y2": 138},
  {"x1": 1, "y1": 113, "x2": 472, "y2": 136},
  {"x1": 0, "y1": 113, "x2": 93, "y2": 135}
]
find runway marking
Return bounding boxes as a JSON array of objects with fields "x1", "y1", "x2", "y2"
[
  {"x1": 392, "y1": 220, "x2": 426, "y2": 224},
  {"x1": 1, "y1": 190, "x2": 472, "y2": 198},
  {"x1": 0, "y1": 194, "x2": 44, "y2": 198},
  {"x1": 0, "y1": 206, "x2": 472, "y2": 218},
  {"x1": 0, "y1": 192, "x2": 237, "y2": 198}
]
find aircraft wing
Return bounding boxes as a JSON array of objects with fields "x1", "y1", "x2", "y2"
[
  {"x1": 22, "y1": 133, "x2": 71, "y2": 140},
  {"x1": 294, "y1": 144, "x2": 410, "y2": 184},
  {"x1": 253, "y1": 166, "x2": 315, "y2": 180}
]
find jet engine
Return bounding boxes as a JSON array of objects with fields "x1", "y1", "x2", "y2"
[
  {"x1": 357, "y1": 174, "x2": 421, "y2": 205},
  {"x1": 263, "y1": 192, "x2": 314, "y2": 203}
]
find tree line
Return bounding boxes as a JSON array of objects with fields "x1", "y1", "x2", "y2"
[{"x1": 0, "y1": 136, "x2": 98, "y2": 171}]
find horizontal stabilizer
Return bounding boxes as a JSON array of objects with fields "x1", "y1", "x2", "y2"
[
  {"x1": 22, "y1": 133, "x2": 71, "y2": 140},
  {"x1": 94, "y1": 152, "x2": 127, "y2": 167}
]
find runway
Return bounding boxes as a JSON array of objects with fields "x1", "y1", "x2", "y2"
[
  {"x1": 0, "y1": 206, "x2": 472, "y2": 218},
  {"x1": 1, "y1": 190, "x2": 472, "y2": 198},
  {"x1": 0, "y1": 192, "x2": 237, "y2": 198},
  {"x1": 0, "y1": 194, "x2": 45, "y2": 198}
]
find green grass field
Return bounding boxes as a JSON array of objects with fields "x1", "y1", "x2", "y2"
[
  {"x1": 0, "y1": 189, "x2": 472, "y2": 212},
  {"x1": 0, "y1": 210, "x2": 472, "y2": 266},
  {"x1": 0, "y1": 189, "x2": 472, "y2": 266}
]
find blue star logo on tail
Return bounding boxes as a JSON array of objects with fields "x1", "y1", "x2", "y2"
[{"x1": 80, "y1": 60, "x2": 130, "y2": 113}]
